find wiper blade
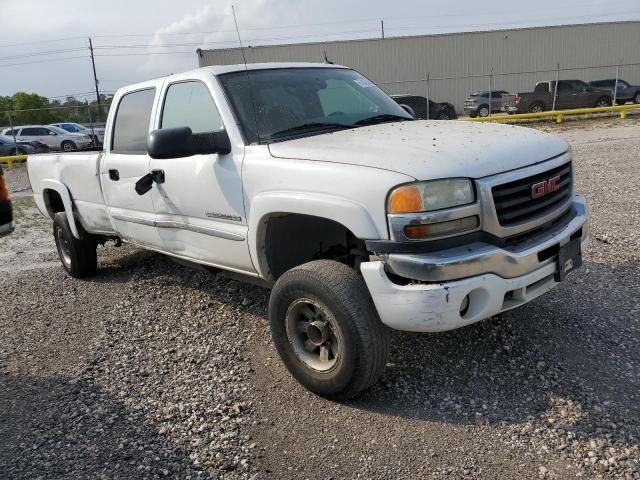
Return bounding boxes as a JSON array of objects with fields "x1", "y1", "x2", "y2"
[
  {"x1": 354, "y1": 114, "x2": 412, "y2": 126},
  {"x1": 269, "y1": 122, "x2": 353, "y2": 138}
]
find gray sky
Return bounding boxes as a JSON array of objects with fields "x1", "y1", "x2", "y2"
[{"x1": 1, "y1": 0, "x2": 637, "y2": 99}]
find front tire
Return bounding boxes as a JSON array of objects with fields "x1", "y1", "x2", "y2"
[
  {"x1": 478, "y1": 105, "x2": 490, "y2": 117},
  {"x1": 269, "y1": 260, "x2": 389, "y2": 400},
  {"x1": 53, "y1": 212, "x2": 97, "y2": 278},
  {"x1": 634, "y1": 92, "x2": 640, "y2": 104},
  {"x1": 594, "y1": 97, "x2": 611, "y2": 108},
  {"x1": 61, "y1": 140, "x2": 76, "y2": 152}
]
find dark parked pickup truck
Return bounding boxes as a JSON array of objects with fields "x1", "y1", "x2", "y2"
[
  {"x1": 589, "y1": 79, "x2": 640, "y2": 105},
  {"x1": 514, "y1": 80, "x2": 613, "y2": 113}
]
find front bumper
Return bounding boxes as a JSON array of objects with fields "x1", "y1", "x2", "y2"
[{"x1": 361, "y1": 195, "x2": 588, "y2": 333}]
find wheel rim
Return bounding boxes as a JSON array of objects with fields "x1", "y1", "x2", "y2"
[
  {"x1": 285, "y1": 298, "x2": 341, "y2": 372},
  {"x1": 63, "y1": 142, "x2": 73, "y2": 151},
  {"x1": 598, "y1": 100, "x2": 609, "y2": 107},
  {"x1": 531, "y1": 105, "x2": 543, "y2": 113},
  {"x1": 479, "y1": 107, "x2": 489, "y2": 117},
  {"x1": 56, "y1": 227, "x2": 72, "y2": 267},
  {"x1": 635, "y1": 93, "x2": 640, "y2": 104}
]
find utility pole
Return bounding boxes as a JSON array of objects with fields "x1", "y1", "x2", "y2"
[
  {"x1": 88, "y1": 37, "x2": 102, "y2": 122},
  {"x1": 381, "y1": 19, "x2": 385, "y2": 39}
]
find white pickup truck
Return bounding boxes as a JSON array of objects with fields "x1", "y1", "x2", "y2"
[{"x1": 28, "y1": 63, "x2": 588, "y2": 399}]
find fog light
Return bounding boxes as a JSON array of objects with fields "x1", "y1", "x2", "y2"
[{"x1": 460, "y1": 294, "x2": 470, "y2": 316}]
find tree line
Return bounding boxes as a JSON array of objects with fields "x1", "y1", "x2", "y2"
[{"x1": 0, "y1": 92, "x2": 112, "y2": 127}]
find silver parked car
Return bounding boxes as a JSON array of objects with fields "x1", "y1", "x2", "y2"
[
  {"x1": 1, "y1": 125, "x2": 93, "y2": 152},
  {"x1": 463, "y1": 90, "x2": 513, "y2": 117},
  {"x1": 50, "y1": 122, "x2": 105, "y2": 145}
]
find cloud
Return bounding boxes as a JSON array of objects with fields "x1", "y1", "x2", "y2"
[{"x1": 139, "y1": 0, "x2": 302, "y2": 76}]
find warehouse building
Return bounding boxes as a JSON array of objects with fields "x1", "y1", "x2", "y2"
[{"x1": 198, "y1": 21, "x2": 640, "y2": 113}]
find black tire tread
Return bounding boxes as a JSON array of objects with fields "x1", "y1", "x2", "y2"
[
  {"x1": 269, "y1": 260, "x2": 389, "y2": 400},
  {"x1": 53, "y1": 212, "x2": 97, "y2": 278}
]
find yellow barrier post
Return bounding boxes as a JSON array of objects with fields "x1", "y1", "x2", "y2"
[
  {"x1": 0, "y1": 154, "x2": 28, "y2": 169},
  {"x1": 460, "y1": 103, "x2": 640, "y2": 124}
]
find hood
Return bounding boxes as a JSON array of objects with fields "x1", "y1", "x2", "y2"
[{"x1": 268, "y1": 120, "x2": 569, "y2": 180}]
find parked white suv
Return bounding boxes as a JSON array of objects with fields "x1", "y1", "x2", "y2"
[
  {"x1": 27, "y1": 63, "x2": 588, "y2": 399},
  {"x1": 2, "y1": 125, "x2": 92, "y2": 151}
]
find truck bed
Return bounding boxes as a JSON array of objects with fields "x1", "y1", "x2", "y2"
[{"x1": 27, "y1": 151, "x2": 116, "y2": 235}]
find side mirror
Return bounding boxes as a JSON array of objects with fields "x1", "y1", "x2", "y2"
[
  {"x1": 147, "y1": 126, "x2": 232, "y2": 159},
  {"x1": 398, "y1": 104, "x2": 416, "y2": 118}
]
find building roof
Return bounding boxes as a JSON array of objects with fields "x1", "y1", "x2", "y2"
[{"x1": 198, "y1": 20, "x2": 640, "y2": 54}]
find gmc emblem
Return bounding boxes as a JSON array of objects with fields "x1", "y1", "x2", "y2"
[{"x1": 531, "y1": 175, "x2": 561, "y2": 199}]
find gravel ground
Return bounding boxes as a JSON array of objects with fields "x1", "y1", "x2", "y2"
[{"x1": 1, "y1": 118, "x2": 639, "y2": 479}]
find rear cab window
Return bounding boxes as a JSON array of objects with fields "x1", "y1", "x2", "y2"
[{"x1": 111, "y1": 88, "x2": 156, "y2": 154}]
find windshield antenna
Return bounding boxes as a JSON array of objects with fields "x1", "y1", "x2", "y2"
[{"x1": 232, "y1": 5, "x2": 261, "y2": 144}]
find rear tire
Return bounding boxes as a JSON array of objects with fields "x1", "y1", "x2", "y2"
[
  {"x1": 594, "y1": 97, "x2": 611, "y2": 108},
  {"x1": 269, "y1": 260, "x2": 389, "y2": 400},
  {"x1": 634, "y1": 92, "x2": 640, "y2": 104},
  {"x1": 529, "y1": 102, "x2": 545, "y2": 113},
  {"x1": 61, "y1": 140, "x2": 76, "y2": 152},
  {"x1": 53, "y1": 212, "x2": 97, "y2": 278}
]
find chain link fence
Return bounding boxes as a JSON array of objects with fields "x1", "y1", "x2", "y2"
[{"x1": 377, "y1": 61, "x2": 640, "y2": 118}]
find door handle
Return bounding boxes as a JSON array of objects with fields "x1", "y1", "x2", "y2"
[{"x1": 109, "y1": 169, "x2": 119, "y2": 181}]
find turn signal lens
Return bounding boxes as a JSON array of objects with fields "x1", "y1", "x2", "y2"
[
  {"x1": 403, "y1": 216, "x2": 479, "y2": 240},
  {"x1": 0, "y1": 175, "x2": 10, "y2": 201},
  {"x1": 388, "y1": 185, "x2": 423, "y2": 213},
  {"x1": 404, "y1": 224, "x2": 429, "y2": 239}
]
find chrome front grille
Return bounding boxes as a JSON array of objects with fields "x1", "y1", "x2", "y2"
[{"x1": 491, "y1": 162, "x2": 572, "y2": 227}]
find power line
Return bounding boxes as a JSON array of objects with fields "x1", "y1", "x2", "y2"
[
  {"x1": 0, "y1": 56, "x2": 89, "y2": 68},
  {"x1": 0, "y1": 36, "x2": 86, "y2": 49},
  {"x1": 0, "y1": 47, "x2": 87, "y2": 61}
]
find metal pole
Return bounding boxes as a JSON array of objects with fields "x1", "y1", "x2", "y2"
[
  {"x1": 488, "y1": 68, "x2": 493, "y2": 117},
  {"x1": 552, "y1": 63, "x2": 560, "y2": 111},
  {"x1": 426, "y1": 72, "x2": 430, "y2": 120},
  {"x1": 8, "y1": 113, "x2": 18, "y2": 152},
  {"x1": 88, "y1": 37, "x2": 102, "y2": 122},
  {"x1": 381, "y1": 19, "x2": 384, "y2": 39},
  {"x1": 86, "y1": 105, "x2": 97, "y2": 148},
  {"x1": 613, "y1": 64, "x2": 619, "y2": 105}
]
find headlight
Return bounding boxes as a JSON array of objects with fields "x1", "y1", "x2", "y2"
[{"x1": 388, "y1": 178, "x2": 475, "y2": 214}]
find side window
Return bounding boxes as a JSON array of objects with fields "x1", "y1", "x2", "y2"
[
  {"x1": 161, "y1": 81, "x2": 223, "y2": 133},
  {"x1": 111, "y1": 88, "x2": 156, "y2": 154},
  {"x1": 41, "y1": 128, "x2": 54, "y2": 135},
  {"x1": 21, "y1": 128, "x2": 38, "y2": 136}
]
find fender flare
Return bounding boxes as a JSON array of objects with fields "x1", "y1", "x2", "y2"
[
  {"x1": 248, "y1": 191, "x2": 382, "y2": 280},
  {"x1": 40, "y1": 180, "x2": 80, "y2": 238}
]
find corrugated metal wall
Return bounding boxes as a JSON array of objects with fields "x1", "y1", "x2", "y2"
[{"x1": 199, "y1": 21, "x2": 640, "y2": 112}]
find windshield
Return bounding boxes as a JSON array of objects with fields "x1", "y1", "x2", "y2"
[{"x1": 218, "y1": 67, "x2": 413, "y2": 144}]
